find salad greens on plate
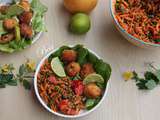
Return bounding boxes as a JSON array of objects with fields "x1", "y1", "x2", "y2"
[{"x1": 0, "y1": 0, "x2": 47, "y2": 53}]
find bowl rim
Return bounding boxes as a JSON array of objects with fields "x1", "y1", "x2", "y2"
[
  {"x1": 109, "y1": 0, "x2": 160, "y2": 47},
  {"x1": 34, "y1": 45, "x2": 110, "y2": 118}
]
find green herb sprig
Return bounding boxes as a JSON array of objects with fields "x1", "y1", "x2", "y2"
[
  {"x1": 0, "y1": 64, "x2": 17, "y2": 88},
  {"x1": 132, "y1": 63, "x2": 160, "y2": 90},
  {"x1": 0, "y1": 60, "x2": 35, "y2": 90},
  {"x1": 16, "y1": 60, "x2": 36, "y2": 90}
]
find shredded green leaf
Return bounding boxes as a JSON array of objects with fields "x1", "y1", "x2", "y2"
[
  {"x1": 0, "y1": 21, "x2": 7, "y2": 35},
  {"x1": 31, "y1": 0, "x2": 48, "y2": 32},
  {"x1": 6, "y1": 4, "x2": 24, "y2": 17}
]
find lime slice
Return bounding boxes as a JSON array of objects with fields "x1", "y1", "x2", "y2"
[
  {"x1": 51, "y1": 57, "x2": 66, "y2": 77},
  {"x1": 83, "y1": 73, "x2": 104, "y2": 85}
]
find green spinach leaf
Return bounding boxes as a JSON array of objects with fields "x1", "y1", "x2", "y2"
[
  {"x1": 72, "y1": 44, "x2": 83, "y2": 51},
  {"x1": 85, "y1": 99, "x2": 96, "y2": 110},
  {"x1": 87, "y1": 52, "x2": 98, "y2": 64},
  {"x1": 94, "y1": 60, "x2": 111, "y2": 81},
  {"x1": 77, "y1": 47, "x2": 88, "y2": 65}
]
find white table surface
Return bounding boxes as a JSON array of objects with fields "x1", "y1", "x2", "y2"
[{"x1": 1, "y1": 0, "x2": 160, "y2": 120}]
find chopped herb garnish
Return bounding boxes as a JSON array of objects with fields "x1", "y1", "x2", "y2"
[
  {"x1": 152, "y1": 21, "x2": 157, "y2": 26},
  {"x1": 148, "y1": 14, "x2": 154, "y2": 18},
  {"x1": 115, "y1": 2, "x2": 120, "y2": 11},
  {"x1": 154, "y1": 39, "x2": 160, "y2": 43},
  {"x1": 146, "y1": 31, "x2": 152, "y2": 39}
]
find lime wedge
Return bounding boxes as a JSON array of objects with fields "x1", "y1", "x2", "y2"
[
  {"x1": 83, "y1": 73, "x2": 104, "y2": 85},
  {"x1": 51, "y1": 57, "x2": 66, "y2": 77}
]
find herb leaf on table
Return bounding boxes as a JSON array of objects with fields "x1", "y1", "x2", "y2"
[
  {"x1": 145, "y1": 80, "x2": 157, "y2": 90},
  {"x1": 23, "y1": 80, "x2": 31, "y2": 90},
  {"x1": 155, "y1": 70, "x2": 160, "y2": 81},
  {"x1": 0, "y1": 64, "x2": 17, "y2": 88},
  {"x1": 125, "y1": 63, "x2": 160, "y2": 90},
  {"x1": 16, "y1": 60, "x2": 36, "y2": 90}
]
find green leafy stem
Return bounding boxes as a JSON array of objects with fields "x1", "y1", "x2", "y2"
[
  {"x1": 0, "y1": 61, "x2": 35, "y2": 90},
  {"x1": 132, "y1": 63, "x2": 160, "y2": 90}
]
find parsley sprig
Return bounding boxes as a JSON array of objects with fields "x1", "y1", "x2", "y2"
[
  {"x1": 132, "y1": 63, "x2": 160, "y2": 90},
  {"x1": 0, "y1": 64, "x2": 17, "y2": 88},
  {"x1": 0, "y1": 60, "x2": 35, "y2": 90},
  {"x1": 16, "y1": 61, "x2": 35, "y2": 90}
]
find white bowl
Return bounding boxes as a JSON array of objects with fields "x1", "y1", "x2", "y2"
[
  {"x1": 34, "y1": 46, "x2": 110, "y2": 118},
  {"x1": 110, "y1": 0, "x2": 160, "y2": 49}
]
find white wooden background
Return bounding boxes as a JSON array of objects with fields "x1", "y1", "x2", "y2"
[{"x1": 0, "y1": 0, "x2": 160, "y2": 120}]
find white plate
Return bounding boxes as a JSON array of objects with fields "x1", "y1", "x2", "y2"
[
  {"x1": 34, "y1": 45, "x2": 110, "y2": 118},
  {"x1": 0, "y1": 0, "x2": 43, "y2": 51}
]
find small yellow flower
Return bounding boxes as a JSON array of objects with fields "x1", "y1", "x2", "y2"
[
  {"x1": 1, "y1": 64, "x2": 10, "y2": 73},
  {"x1": 26, "y1": 60, "x2": 36, "y2": 71},
  {"x1": 123, "y1": 71, "x2": 134, "y2": 81}
]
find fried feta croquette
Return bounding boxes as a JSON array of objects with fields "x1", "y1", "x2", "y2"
[
  {"x1": 3, "y1": 18, "x2": 17, "y2": 30},
  {"x1": 20, "y1": 23, "x2": 33, "y2": 38},
  {"x1": 61, "y1": 50, "x2": 77, "y2": 62},
  {"x1": 0, "y1": 5, "x2": 9, "y2": 14},
  {"x1": 19, "y1": 11, "x2": 33, "y2": 24},
  {"x1": 80, "y1": 63, "x2": 95, "y2": 78},
  {"x1": 84, "y1": 83, "x2": 102, "y2": 99},
  {"x1": 66, "y1": 62, "x2": 81, "y2": 77},
  {"x1": 19, "y1": 0, "x2": 30, "y2": 11}
]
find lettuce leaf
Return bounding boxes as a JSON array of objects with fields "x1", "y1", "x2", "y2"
[
  {"x1": 32, "y1": 13, "x2": 46, "y2": 32},
  {"x1": 0, "y1": 38, "x2": 32, "y2": 53},
  {"x1": 9, "y1": 38, "x2": 32, "y2": 51},
  {"x1": 0, "y1": 21, "x2": 8, "y2": 35},
  {"x1": 0, "y1": 44, "x2": 14, "y2": 53},
  {"x1": 0, "y1": 4, "x2": 24, "y2": 20},
  {"x1": 31, "y1": 0, "x2": 48, "y2": 15},
  {"x1": 31, "y1": 0, "x2": 48, "y2": 32},
  {"x1": 6, "y1": 4, "x2": 24, "y2": 17},
  {"x1": 0, "y1": 13, "x2": 9, "y2": 20}
]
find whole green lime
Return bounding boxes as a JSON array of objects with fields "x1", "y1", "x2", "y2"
[{"x1": 70, "y1": 13, "x2": 91, "y2": 34}]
